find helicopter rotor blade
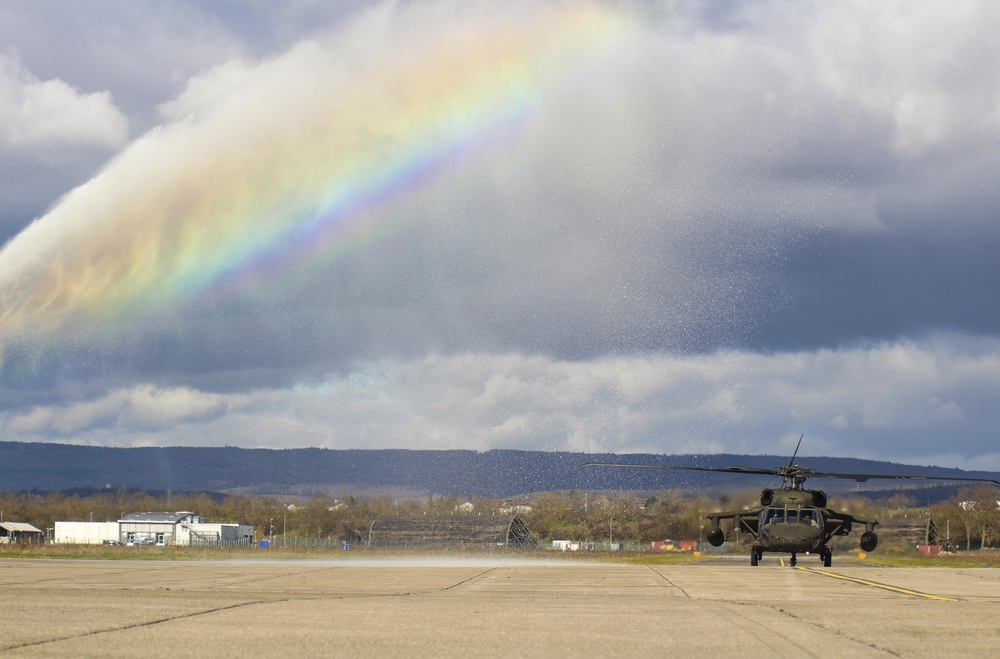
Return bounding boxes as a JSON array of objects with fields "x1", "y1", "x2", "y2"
[
  {"x1": 580, "y1": 462, "x2": 779, "y2": 476},
  {"x1": 722, "y1": 466, "x2": 783, "y2": 476},
  {"x1": 805, "y1": 471, "x2": 1000, "y2": 485},
  {"x1": 581, "y1": 462, "x2": 1000, "y2": 485}
]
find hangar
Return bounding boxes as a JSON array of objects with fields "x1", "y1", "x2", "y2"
[{"x1": 353, "y1": 515, "x2": 538, "y2": 548}]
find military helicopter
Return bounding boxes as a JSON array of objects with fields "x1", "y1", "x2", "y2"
[{"x1": 584, "y1": 437, "x2": 1000, "y2": 567}]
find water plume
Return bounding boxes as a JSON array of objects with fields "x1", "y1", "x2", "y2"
[{"x1": 0, "y1": 2, "x2": 634, "y2": 375}]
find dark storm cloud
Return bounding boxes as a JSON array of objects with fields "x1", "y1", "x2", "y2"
[{"x1": 769, "y1": 225, "x2": 1000, "y2": 350}]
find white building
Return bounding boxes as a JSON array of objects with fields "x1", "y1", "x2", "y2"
[
  {"x1": 53, "y1": 521, "x2": 119, "y2": 545},
  {"x1": 54, "y1": 512, "x2": 254, "y2": 546},
  {"x1": 175, "y1": 521, "x2": 255, "y2": 546}
]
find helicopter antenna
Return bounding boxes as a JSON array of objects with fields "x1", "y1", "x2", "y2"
[
  {"x1": 778, "y1": 434, "x2": 805, "y2": 489},
  {"x1": 788, "y1": 434, "x2": 804, "y2": 468}
]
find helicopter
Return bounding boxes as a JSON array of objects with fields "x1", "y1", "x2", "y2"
[{"x1": 583, "y1": 437, "x2": 1000, "y2": 567}]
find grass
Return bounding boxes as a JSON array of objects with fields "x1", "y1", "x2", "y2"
[
  {"x1": 0, "y1": 543, "x2": 578, "y2": 562},
  {"x1": 854, "y1": 548, "x2": 1000, "y2": 568},
  {"x1": 3, "y1": 543, "x2": 995, "y2": 567},
  {"x1": 0, "y1": 543, "x2": 704, "y2": 564},
  {"x1": 1, "y1": 542, "x2": 707, "y2": 563}
]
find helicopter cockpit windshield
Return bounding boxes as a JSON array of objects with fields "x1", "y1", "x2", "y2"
[
  {"x1": 799, "y1": 509, "x2": 821, "y2": 526},
  {"x1": 763, "y1": 508, "x2": 784, "y2": 525},
  {"x1": 763, "y1": 507, "x2": 821, "y2": 526}
]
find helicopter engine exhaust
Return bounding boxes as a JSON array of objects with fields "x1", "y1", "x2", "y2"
[
  {"x1": 706, "y1": 526, "x2": 725, "y2": 547},
  {"x1": 860, "y1": 530, "x2": 878, "y2": 552}
]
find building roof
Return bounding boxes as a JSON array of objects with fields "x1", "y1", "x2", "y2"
[
  {"x1": 120, "y1": 512, "x2": 195, "y2": 524},
  {"x1": 0, "y1": 522, "x2": 43, "y2": 533}
]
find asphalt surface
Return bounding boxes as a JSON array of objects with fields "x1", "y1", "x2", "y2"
[{"x1": 2, "y1": 556, "x2": 997, "y2": 657}]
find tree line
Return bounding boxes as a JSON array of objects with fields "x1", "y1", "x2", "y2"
[{"x1": 2, "y1": 485, "x2": 998, "y2": 549}]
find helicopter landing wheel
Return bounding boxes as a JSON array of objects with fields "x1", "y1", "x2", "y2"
[
  {"x1": 823, "y1": 549, "x2": 832, "y2": 567},
  {"x1": 750, "y1": 549, "x2": 760, "y2": 566},
  {"x1": 790, "y1": 554, "x2": 797, "y2": 567}
]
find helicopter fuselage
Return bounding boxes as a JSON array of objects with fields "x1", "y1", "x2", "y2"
[
  {"x1": 582, "y1": 438, "x2": 998, "y2": 567},
  {"x1": 758, "y1": 505, "x2": 825, "y2": 553},
  {"x1": 706, "y1": 487, "x2": 878, "y2": 566}
]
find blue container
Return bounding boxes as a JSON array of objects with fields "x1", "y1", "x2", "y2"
[{"x1": 260, "y1": 540, "x2": 269, "y2": 549}]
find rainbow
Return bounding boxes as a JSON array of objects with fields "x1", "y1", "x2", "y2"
[{"x1": 0, "y1": 3, "x2": 635, "y2": 357}]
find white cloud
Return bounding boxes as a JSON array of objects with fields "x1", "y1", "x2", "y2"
[
  {"x1": 0, "y1": 53, "x2": 127, "y2": 150},
  {"x1": 803, "y1": 0, "x2": 1000, "y2": 155},
  {"x1": 5, "y1": 334, "x2": 999, "y2": 467},
  {"x1": 7, "y1": 384, "x2": 243, "y2": 435}
]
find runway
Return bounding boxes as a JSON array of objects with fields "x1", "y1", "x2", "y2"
[{"x1": 2, "y1": 556, "x2": 997, "y2": 657}]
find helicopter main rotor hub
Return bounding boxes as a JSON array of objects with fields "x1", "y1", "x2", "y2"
[{"x1": 777, "y1": 466, "x2": 813, "y2": 490}]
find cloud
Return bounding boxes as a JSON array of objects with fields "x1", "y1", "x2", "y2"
[
  {"x1": 5, "y1": 334, "x2": 1000, "y2": 469},
  {"x1": 804, "y1": 1, "x2": 1000, "y2": 157},
  {"x1": 0, "y1": 53, "x2": 127, "y2": 151},
  {"x1": 7, "y1": 384, "x2": 239, "y2": 435},
  {"x1": 0, "y1": 52, "x2": 130, "y2": 241}
]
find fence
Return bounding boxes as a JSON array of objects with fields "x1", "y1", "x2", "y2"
[{"x1": 263, "y1": 536, "x2": 654, "y2": 552}]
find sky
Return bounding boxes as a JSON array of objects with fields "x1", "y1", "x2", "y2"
[{"x1": 1, "y1": 0, "x2": 999, "y2": 470}]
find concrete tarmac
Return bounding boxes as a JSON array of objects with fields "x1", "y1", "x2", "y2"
[{"x1": 2, "y1": 556, "x2": 997, "y2": 657}]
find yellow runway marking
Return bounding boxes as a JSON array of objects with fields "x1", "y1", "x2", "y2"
[{"x1": 797, "y1": 567, "x2": 960, "y2": 602}]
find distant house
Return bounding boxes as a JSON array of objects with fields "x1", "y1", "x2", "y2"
[
  {"x1": 455, "y1": 502, "x2": 475, "y2": 513},
  {"x1": 958, "y1": 500, "x2": 1000, "y2": 511},
  {"x1": 500, "y1": 499, "x2": 534, "y2": 515},
  {"x1": 500, "y1": 504, "x2": 533, "y2": 514},
  {"x1": 0, "y1": 522, "x2": 44, "y2": 544}
]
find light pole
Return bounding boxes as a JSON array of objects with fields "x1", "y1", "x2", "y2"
[{"x1": 269, "y1": 518, "x2": 273, "y2": 544}]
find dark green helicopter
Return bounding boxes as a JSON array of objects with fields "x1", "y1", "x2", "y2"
[{"x1": 584, "y1": 437, "x2": 1000, "y2": 567}]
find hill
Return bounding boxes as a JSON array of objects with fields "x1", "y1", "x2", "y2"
[{"x1": 2, "y1": 441, "x2": 997, "y2": 503}]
